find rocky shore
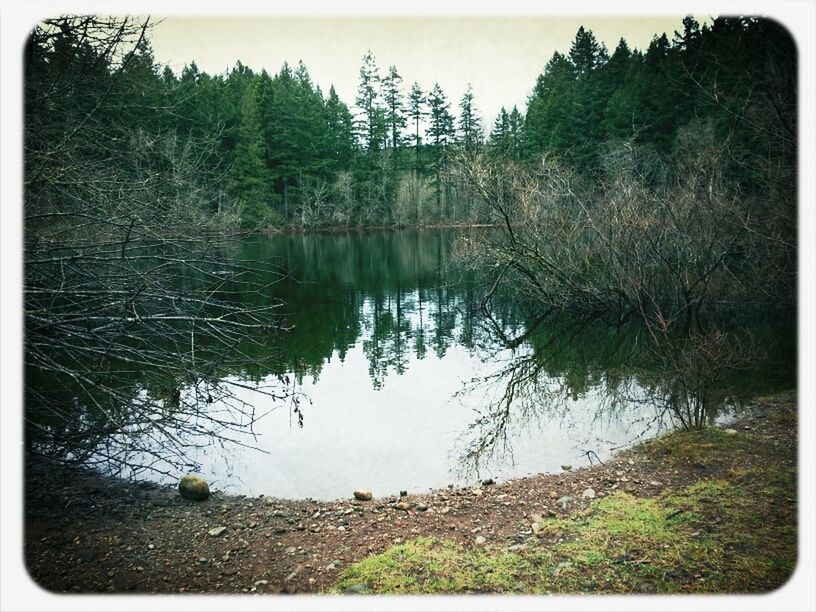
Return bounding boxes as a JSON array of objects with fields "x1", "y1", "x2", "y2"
[{"x1": 24, "y1": 392, "x2": 796, "y2": 594}]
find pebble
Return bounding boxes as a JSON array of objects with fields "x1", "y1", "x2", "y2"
[
  {"x1": 557, "y1": 496, "x2": 573, "y2": 507},
  {"x1": 416, "y1": 503, "x2": 429, "y2": 512},
  {"x1": 400, "y1": 490, "x2": 408, "y2": 497},
  {"x1": 475, "y1": 536, "x2": 487, "y2": 545},
  {"x1": 725, "y1": 429, "x2": 738, "y2": 435},
  {"x1": 353, "y1": 491, "x2": 373, "y2": 501},
  {"x1": 208, "y1": 526, "x2": 227, "y2": 537},
  {"x1": 561, "y1": 465, "x2": 572, "y2": 471},
  {"x1": 394, "y1": 502, "x2": 411, "y2": 511},
  {"x1": 549, "y1": 490, "x2": 558, "y2": 499},
  {"x1": 582, "y1": 488, "x2": 596, "y2": 499}
]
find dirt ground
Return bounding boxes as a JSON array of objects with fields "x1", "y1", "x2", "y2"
[{"x1": 23, "y1": 394, "x2": 796, "y2": 594}]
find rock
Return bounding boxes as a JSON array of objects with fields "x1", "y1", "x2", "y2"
[
  {"x1": 649, "y1": 481, "x2": 662, "y2": 487},
  {"x1": 556, "y1": 496, "x2": 572, "y2": 508},
  {"x1": 475, "y1": 536, "x2": 487, "y2": 545},
  {"x1": 178, "y1": 475, "x2": 210, "y2": 501},
  {"x1": 532, "y1": 522, "x2": 543, "y2": 535},
  {"x1": 440, "y1": 507, "x2": 451, "y2": 515},
  {"x1": 399, "y1": 490, "x2": 408, "y2": 497},
  {"x1": 416, "y1": 503, "x2": 429, "y2": 512},
  {"x1": 481, "y1": 478, "x2": 495, "y2": 486},
  {"x1": 353, "y1": 490, "x2": 372, "y2": 501},
  {"x1": 561, "y1": 465, "x2": 572, "y2": 471},
  {"x1": 208, "y1": 526, "x2": 227, "y2": 537},
  {"x1": 254, "y1": 580, "x2": 269, "y2": 587},
  {"x1": 507, "y1": 544, "x2": 526, "y2": 551},
  {"x1": 344, "y1": 584, "x2": 369, "y2": 594},
  {"x1": 724, "y1": 429, "x2": 738, "y2": 435},
  {"x1": 549, "y1": 490, "x2": 559, "y2": 499},
  {"x1": 582, "y1": 488, "x2": 596, "y2": 499},
  {"x1": 471, "y1": 488, "x2": 483, "y2": 496},
  {"x1": 394, "y1": 502, "x2": 411, "y2": 511},
  {"x1": 222, "y1": 566, "x2": 238, "y2": 576}
]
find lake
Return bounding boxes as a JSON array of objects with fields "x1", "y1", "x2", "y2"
[{"x1": 104, "y1": 229, "x2": 795, "y2": 500}]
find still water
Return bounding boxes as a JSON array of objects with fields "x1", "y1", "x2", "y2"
[{"x1": 115, "y1": 229, "x2": 794, "y2": 500}]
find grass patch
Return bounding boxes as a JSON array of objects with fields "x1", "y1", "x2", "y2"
[{"x1": 332, "y1": 414, "x2": 796, "y2": 595}]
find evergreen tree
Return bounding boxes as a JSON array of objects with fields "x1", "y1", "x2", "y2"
[
  {"x1": 382, "y1": 65, "x2": 407, "y2": 150},
  {"x1": 457, "y1": 84, "x2": 483, "y2": 151},
  {"x1": 407, "y1": 82, "x2": 425, "y2": 171},
  {"x1": 355, "y1": 51, "x2": 386, "y2": 152}
]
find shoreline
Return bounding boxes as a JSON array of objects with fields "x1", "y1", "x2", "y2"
[{"x1": 24, "y1": 391, "x2": 797, "y2": 594}]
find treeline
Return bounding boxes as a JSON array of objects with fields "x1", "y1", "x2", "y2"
[{"x1": 26, "y1": 16, "x2": 794, "y2": 231}]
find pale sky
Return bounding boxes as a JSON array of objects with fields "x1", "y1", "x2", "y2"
[{"x1": 150, "y1": 16, "x2": 697, "y2": 128}]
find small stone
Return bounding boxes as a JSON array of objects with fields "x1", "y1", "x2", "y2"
[
  {"x1": 475, "y1": 536, "x2": 487, "y2": 545},
  {"x1": 394, "y1": 502, "x2": 411, "y2": 511},
  {"x1": 549, "y1": 490, "x2": 558, "y2": 499},
  {"x1": 285, "y1": 546, "x2": 296, "y2": 554},
  {"x1": 208, "y1": 526, "x2": 227, "y2": 537},
  {"x1": 481, "y1": 478, "x2": 495, "y2": 486},
  {"x1": 561, "y1": 465, "x2": 572, "y2": 471},
  {"x1": 649, "y1": 481, "x2": 662, "y2": 487},
  {"x1": 532, "y1": 522, "x2": 543, "y2": 534},
  {"x1": 254, "y1": 580, "x2": 269, "y2": 587},
  {"x1": 344, "y1": 584, "x2": 369, "y2": 594},
  {"x1": 582, "y1": 488, "x2": 596, "y2": 500},
  {"x1": 416, "y1": 503, "x2": 429, "y2": 512},
  {"x1": 178, "y1": 475, "x2": 210, "y2": 501},
  {"x1": 724, "y1": 429, "x2": 738, "y2": 435},
  {"x1": 198, "y1": 557, "x2": 208, "y2": 564},
  {"x1": 353, "y1": 491, "x2": 372, "y2": 501},
  {"x1": 222, "y1": 566, "x2": 238, "y2": 576},
  {"x1": 399, "y1": 490, "x2": 408, "y2": 497},
  {"x1": 507, "y1": 543, "x2": 526, "y2": 551},
  {"x1": 440, "y1": 507, "x2": 451, "y2": 515},
  {"x1": 557, "y1": 496, "x2": 573, "y2": 507},
  {"x1": 471, "y1": 488, "x2": 483, "y2": 496}
]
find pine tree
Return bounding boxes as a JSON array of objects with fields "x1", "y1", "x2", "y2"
[
  {"x1": 407, "y1": 82, "x2": 425, "y2": 171},
  {"x1": 355, "y1": 51, "x2": 385, "y2": 152},
  {"x1": 457, "y1": 84, "x2": 483, "y2": 151},
  {"x1": 382, "y1": 65, "x2": 407, "y2": 150}
]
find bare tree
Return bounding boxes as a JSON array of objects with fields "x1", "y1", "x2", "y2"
[{"x1": 25, "y1": 16, "x2": 298, "y2": 477}]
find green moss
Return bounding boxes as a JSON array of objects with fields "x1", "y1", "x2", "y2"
[{"x1": 332, "y1": 413, "x2": 796, "y2": 595}]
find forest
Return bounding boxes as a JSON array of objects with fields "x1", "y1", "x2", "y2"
[{"x1": 25, "y1": 16, "x2": 796, "y2": 230}]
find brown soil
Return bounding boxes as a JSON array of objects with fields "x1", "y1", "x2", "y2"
[{"x1": 24, "y1": 395, "x2": 795, "y2": 594}]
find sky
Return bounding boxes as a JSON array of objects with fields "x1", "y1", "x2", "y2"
[{"x1": 148, "y1": 16, "x2": 697, "y2": 127}]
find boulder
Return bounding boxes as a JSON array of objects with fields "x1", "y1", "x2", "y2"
[
  {"x1": 178, "y1": 474, "x2": 210, "y2": 501},
  {"x1": 353, "y1": 490, "x2": 373, "y2": 501}
]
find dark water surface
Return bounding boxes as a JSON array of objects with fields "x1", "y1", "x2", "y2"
[{"x1": 112, "y1": 229, "x2": 795, "y2": 499}]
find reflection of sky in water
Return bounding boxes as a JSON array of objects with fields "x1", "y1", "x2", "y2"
[{"x1": 118, "y1": 299, "x2": 666, "y2": 500}]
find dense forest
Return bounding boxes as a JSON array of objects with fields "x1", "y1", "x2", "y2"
[{"x1": 25, "y1": 16, "x2": 796, "y2": 230}]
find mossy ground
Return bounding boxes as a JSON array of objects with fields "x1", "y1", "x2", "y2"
[{"x1": 333, "y1": 401, "x2": 797, "y2": 594}]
